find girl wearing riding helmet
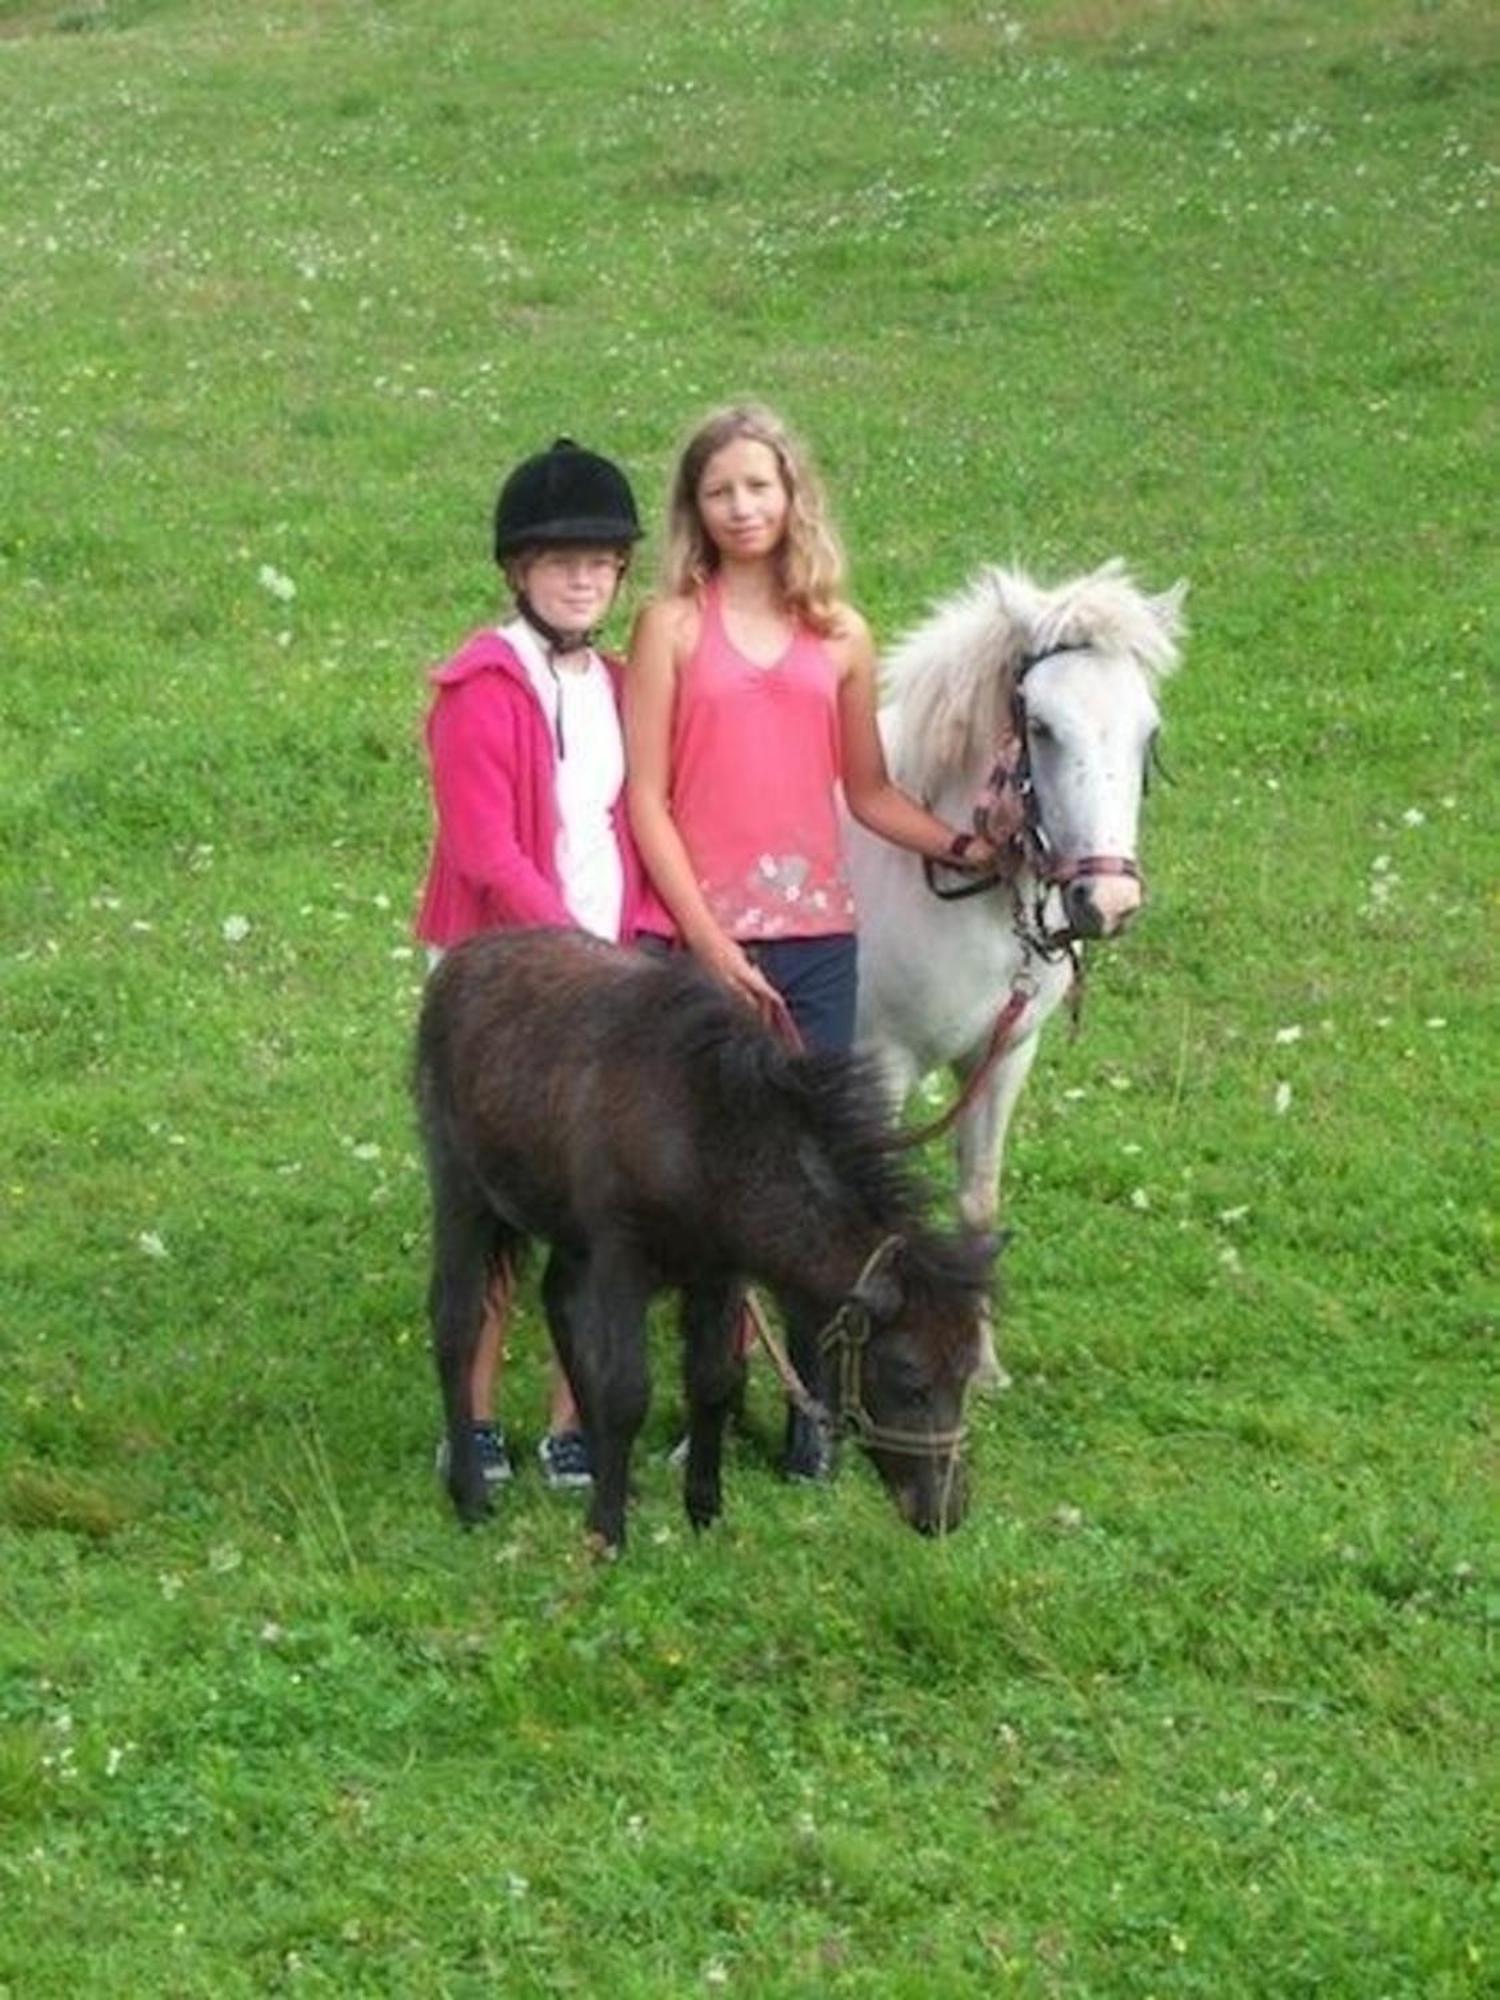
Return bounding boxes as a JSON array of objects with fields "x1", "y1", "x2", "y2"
[
  {"x1": 625, "y1": 402, "x2": 994, "y2": 1475},
  {"x1": 415, "y1": 437, "x2": 644, "y2": 1496}
]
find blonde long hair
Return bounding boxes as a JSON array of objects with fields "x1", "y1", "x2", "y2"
[{"x1": 662, "y1": 402, "x2": 847, "y2": 635}]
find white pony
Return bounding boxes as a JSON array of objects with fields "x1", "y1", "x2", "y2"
[{"x1": 849, "y1": 562, "x2": 1186, "y2": 1373}]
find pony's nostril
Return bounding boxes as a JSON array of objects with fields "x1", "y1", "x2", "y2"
[{"x1": 1064, "y1": 883, "x2": 1107, "y2": 939}]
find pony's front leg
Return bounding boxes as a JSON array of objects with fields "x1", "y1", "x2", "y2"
[
  {"x1": 679, "y1": 1278, "x2": 745, "y2": 1532},
  {"x1": 781, "y1": 1298, "x2": 836, "y2": 1482},
  {"x1": 865, "y1": 1040, "x2": 920, "y2": 1123},
  {"x1": 549, "y1": 1240, "x2": 653, "y2": 1556},
  {"x1": 953, "y1": 1033, "x2": 1042, "y2": 1390}
]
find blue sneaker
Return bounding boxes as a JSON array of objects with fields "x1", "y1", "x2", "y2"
[
  {"x1": 537, "y1": 1430, "x2": 593, "y2": 1492},
  {"x1": 435, "y1": 1423, "x2": 513, "y2": 1488}
]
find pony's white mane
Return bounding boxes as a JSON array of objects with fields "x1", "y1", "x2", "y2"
[{"x1": 882, "y1": 559, "x2": 1187, "y2": 794}]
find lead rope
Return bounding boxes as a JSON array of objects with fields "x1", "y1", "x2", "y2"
[
  {"x1": 892, "y1": 971, "x2": 1039, "y2": 1152},
  {"x1": 743, "y1": 1290, "x2": 828, "y2": 1430}
]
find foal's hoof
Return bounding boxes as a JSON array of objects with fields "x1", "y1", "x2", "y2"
[
  {"x1": 584, "y1": 1529, "x2": 621, "y2": 1563},
  {"x1": 782, "y1": 1416, "x2": 834, "y2": 1484},
  {"x1": 684, "y1": 1486, "x2": 722, "y2": 1533}
]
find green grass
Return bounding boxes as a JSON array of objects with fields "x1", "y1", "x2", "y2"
[{"x1": 2, "y1": 0, "x2": 1496, "y2": 1992}]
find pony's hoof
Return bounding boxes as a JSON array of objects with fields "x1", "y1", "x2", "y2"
[
  {"x1": 584, "y1": 1529, "x2": 621, "y2": 1563},
  {"x1": 684, "y1": 1488, "x2": 722, "y2": 1533},
  {"x1": 971, "y1": 1315, "x2": 1012, "y2": 1393},
  {"x1": 971, "y1": 1353, "x2": 1013, "y2": 1394}
]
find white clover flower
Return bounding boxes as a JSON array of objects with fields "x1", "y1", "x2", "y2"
[
  {"x1": 256, "y1": 563, "x2": 296, "y2": 603},
  {"x1": 1273, "y1": 1081, "x2": 1293, "y2": 1115},
  {"x1": 222, "y1": 914, "x2": 251, "y2": 944},
  {"x1": 137, "y1": 1230, "x2": 168, "y2": 1259},
  {"x1": 1274, "y1": 1025, "x2": 1303, "y2": 1045}
]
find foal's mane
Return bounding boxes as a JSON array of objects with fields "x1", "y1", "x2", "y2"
[
  {"x1": 656, "y1": 964, "x2": 990, "y2": 1306},
  {"x1": 881, "y1": 559, "x2": 1186, "y2": 796}
]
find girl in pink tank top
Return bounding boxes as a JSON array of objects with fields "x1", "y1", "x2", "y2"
[
  {"x1": 626, "y1": 401, "x2": 996, "y2": 1044},
  {"x1": 664, "y1": 574, "x2": 855, "y2": 942}
]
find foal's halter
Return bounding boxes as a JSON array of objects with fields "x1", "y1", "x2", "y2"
[
  {"x1": 746, "y1": 1238, "x2": 969, "y2": 1466},
  {"x1": 923, "y1": 642, "x2": 1146, "y2": 954}
]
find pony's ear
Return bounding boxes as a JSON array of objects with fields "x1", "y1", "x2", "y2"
[
  {"x1": 851, "y1": 1263, "x2": 903, "y2": 1321},
  {"x1": 1152, "y1": 579, "x2": 1189, "y2": 643}
]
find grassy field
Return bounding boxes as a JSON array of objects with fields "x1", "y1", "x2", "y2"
[{"x1": 2, "y1": 0, "x2": 1496, "y2": 1992}]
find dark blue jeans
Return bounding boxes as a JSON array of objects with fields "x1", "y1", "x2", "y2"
[
  {"x1": 742, "y1": 934, "x2": 858, "y2": 1056},
  {"x1": 636, "y1": 932, "x2": 858, "y2": 1055}
]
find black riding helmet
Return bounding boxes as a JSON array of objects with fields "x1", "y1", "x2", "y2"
[{"x1": 494, "y1": 437, "x2": 642, "y2": 562}]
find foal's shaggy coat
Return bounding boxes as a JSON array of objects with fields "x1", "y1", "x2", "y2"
[{"x1": 416, "y1": 930, "x2": 992, "y2": 1551}]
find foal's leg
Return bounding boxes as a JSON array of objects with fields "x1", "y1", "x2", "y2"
[
  {"x1": 429, "y1": 1183, "x2": 512, "y2": 1525},
  {"x1": 545, "y1": 1239, "x2": 653, "y2": 1555},
  {"x1": 679, "y1": 1277, "x2": 745, "y2": 1532},
  {"x1": 782, "y1": 1298, "x2": 833, "y2": 1482},
  {"x1": 953, "y1": 1035, "x2": 1041, "y2": 1390}
]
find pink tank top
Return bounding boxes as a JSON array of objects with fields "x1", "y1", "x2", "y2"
[{"x1": 657, "y1": 580, "x2": 857, "y2": 940}]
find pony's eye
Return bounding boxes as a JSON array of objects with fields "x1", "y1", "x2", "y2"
[
  {"x1": 885, "y1": 1360, "x2": 929, "y2": 1401},
  {"x1": 1028, "y1": 717, "x2": 1055, "y2": 746}
]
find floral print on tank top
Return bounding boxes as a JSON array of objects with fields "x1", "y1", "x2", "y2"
[
  {"x1": 697, "y1": 846, "x2": 856, "y2": 940},
  {"x1": 653, "y1": 578, "x2": 859, "y2": 942}
]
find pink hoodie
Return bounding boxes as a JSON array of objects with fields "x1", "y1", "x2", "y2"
[{"x1": 413, "y1": 628, "x2": 644, "y2": 948}]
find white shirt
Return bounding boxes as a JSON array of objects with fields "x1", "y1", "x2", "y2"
[{"x1": 504, "y1": 618, "x2": 625, "y2": 943}]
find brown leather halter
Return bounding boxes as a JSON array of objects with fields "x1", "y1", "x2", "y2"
[
  {"x1": 923, "y1": 644, "x2": 1146, "y2": 950},
  {"x1": 902, "y1": 644, "x2": 1153, "y2": 1149}
]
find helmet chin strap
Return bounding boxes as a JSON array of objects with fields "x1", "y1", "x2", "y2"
[{"x1": 516, "y1": 593, "x2": 594, "y2": 656}]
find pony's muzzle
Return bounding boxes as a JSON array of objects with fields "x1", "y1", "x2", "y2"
[
  {"x1": 895, "y1": 1456, "x2": 969, "y2": 1536},
  {"x1": 1064, "y1": 873, "x2": 1142, "y2": 938}
]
